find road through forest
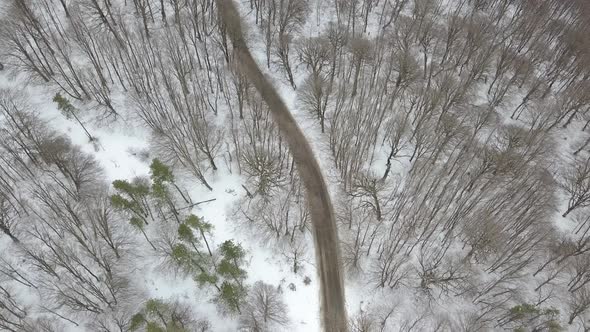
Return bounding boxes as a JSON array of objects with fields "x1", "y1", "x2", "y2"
[{"x1": 215, "y1": 0, "x2": 348, "y2": 330}]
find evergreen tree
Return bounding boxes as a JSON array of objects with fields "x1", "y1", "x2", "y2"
[
  {"x1": 110, "y1": 160, "x2": 187, "y2": 226},
  {"x1": 110, "y1": 161, "x2": 247, "y2": 314},
  {"x1": 150, "y1": 159, "x2": 175, "y2": 185},
  {"x1": 218, "y1": 281, "x2": 247, "y2": 314},
  {"x1": 504, "y1": 304, "x2": 562, "y2": 331},
  {"x1": 110, "y1": 178, "x2": 152, "y2": 224},
  {"x1": 215, "y1": 240, "x2": 248, "y2": 314},
  {"x1": 171, "y1": 242, "x2": 211, "y2": 279},
  {"x1": 150, "y1": 159, "x2": 181, "y2": 222},
  {"x1": 184, "y1": 215, "x2": 214, "y2": 256},
  {"x1": 129, "y1": 299, "x2": 201, "y2": 332},
  {"x1": 218, "y1": 240, "x2": 247, "y2": 287},
  {"x1": 53, "y1": 92, "x2": 94, "y2": 141},
  {"x1": 176, "y1": 215, "x2": 218, "y2": 289}
]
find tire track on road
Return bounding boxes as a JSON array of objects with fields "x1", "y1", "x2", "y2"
[{"x1": 215, "y1": 1, "x2": 348, "y2": 330}]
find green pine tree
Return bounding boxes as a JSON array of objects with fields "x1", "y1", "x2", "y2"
[
  {"x1": 149, "y1": 159, "x2": 183, "y2": 222},
  {"x1": 110, "y1": 179, "x2": 151, "y2": 224},
  {"x1": 129, "y1": 299, "x2": 192, "y2": 332},
  {"x1": 53, "y1": 92, "x2": 94, "y2": 141},
  {"x1": 218, "y1": 240, "x2": 246, "y2": 281},
  {"x1": 129, "y1": 313, "x2": 146, "y2": 331},
  {"x1": 150, "y1": 159, "x2": 175, "y2": 185},
  {"x1": 507, "y1": 303, "x2": 562, "y2": 331},
  {"x1": 218, "y1": 281, "x2": 247, "y2": 314},
  {"x1": 175, "y1": 216, "x2": 216, "y2": 278},
  {"x1": 215, "y1": 240, "x2": 247, "y2": 314},
  {"x1": 184, "y1": 215, "x2": 214, "y2": 256}
]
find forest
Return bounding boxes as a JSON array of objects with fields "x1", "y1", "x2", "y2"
[{"x1": 1, "y1": 0, "x2": 590, "y2": 330}]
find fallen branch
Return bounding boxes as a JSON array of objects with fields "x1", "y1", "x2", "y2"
[
  {"x1": 241, "y1": 184, "x2": 253, "y2": 198},
  {"x1": 178, "y1": 198, "x2": 217, "y2": 211}
]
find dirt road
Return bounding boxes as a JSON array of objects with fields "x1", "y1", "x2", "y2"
[{"x1": 215, "y1": 1, "x2": 348, "y2": 330}]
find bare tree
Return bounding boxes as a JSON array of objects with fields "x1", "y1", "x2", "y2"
[
  {"x1": 562, "y1": 156, "x2": 590, "y2": 218},
  {"x1": 381, "y1": 114, "x2": 409, "y2": 181},
  {"x1": 298, "y1": 72, "x2": 330, "y2": 133},
  {"x1": 37, "y1": 136, "x2": 103, "y2": 198},
  {"x1": 347, "y1": 37, "x2": 374, "y2": 97},
  {"x1": 348, "y1": 308, "x2": 376, "y2": 332},
  {"x1": 0, "y1": 195, "x2": 20, "y2": 243},
  {"x1": 239, "y1": 281, "x2": 289, "y2": 331},
  {"x1": 297, "y1": 37, "x2": 332, "y2": 76},
  {"x1": 0, "y1": 285, "x2": 27, "y2": 332},
  {"x1": 569, "y1": 284, "x2": 590, "y2": 325}
]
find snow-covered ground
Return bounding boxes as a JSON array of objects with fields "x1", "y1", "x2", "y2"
[
  {"x1": 0, "y1": 65, "x2": 321, "y2": 330},
  {"x1": 2, "y1": 0, "x2": 590, "y2": 329}
]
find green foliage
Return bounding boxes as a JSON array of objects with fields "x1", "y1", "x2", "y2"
[
  {"x1": 174, "y1": 238, "x2": 247, "y2": 314},
  {"x1": 174, "y1": 215, "x2": 218, "y2": 278},
  {"x1": 145, "y1": 299, "x2": 164, "y2": 313},
  {"x1": 150, "y1": 159, "x2": 175, "y2": 201},
  {"x1": 218, "y1": 281, "x2": 247, "y2": 314},
  {"x1": 214, "y1": 240, "x2": 247, "y2": 313},
  {"x1": 129, "y1": 313, "x2": 145, "y2": 331},
  {"x1": 219, "y1": 240, "x2": 245, "y2": 262},
  {"x1": 508, "y1": 303, "x2": 562, "y2": 332},
  {"x1": 178, "y1": 215, "x2": 213, "y2": 245},
  {"x1": 113, "y1": 179, "x2": 150, "y2": 197},
  {"x1": 217, "y1": 240, "x2": 246, "y2": 283},
  {"x1": 185, "y1": 215, "x2": 212, "y2": 233},
  {"x1": 130, "y1": 298, "x2": 192, "y2": 332},
  {"x1": 110, "y1": 161, "x2": 178, "y2": 221},
  {"x1": 111, "y1": 159, "x2": 248, "y2": 316},
  {"x1": 178, "y1": 223, "x2": 196, "y2": 243},
  {"x1": 110, "y1": 179, "x2": 150, "y2": 216},
  {"x1": 218, "y1": 240, "x2": 247, "y2": 283},
  {"x1": 146, "y1": 322, "x2": 165, "y2": 332},
  {"x1": 547, "y1": 320, "x2": 562, "y2": 332},
  {"x1": 150, "y1": 159, "x2": 174, "y2": 184},
  {"x1": 110, "y1": 160, "x2": 179, "y2": 225},
  {"x1": 112, "y1": 179, "x2": 133, "y2": 193},
  {"x1": 172, "y1": 244, "x2": 192, "y2": 266},
  {"x1": 217, "y1": 259, "x2": 246, "y2": 280},
  {"x1": 129, "y1": 216, "x2": 144, "y2": 230},
  {"x1": 510, "y1": 303, "x2": 539, "y2": 320},
  {"x1": 543, "y1": 308, "x2": 560, "y2": 317},
  {"x1": 185, "y1": 215, "x2": 200, "y2": 227},
  {"x1": 171, "y1": 243, "x2": 209, "y2": 276},
  {"x1": 110, "y1": 178, "x2": 153, "y2": 226},
  {"x1": 110, "y1": 194, "x2": 134, "y2": 211},
  {"x1": 151, "y1": 182, "x2": 169, "y2": 201},
  {"x1": 196, "y1": 271, "x2": 218, "y2": 286},
  {"x1": 53, "y1": 93, "x2": 77, "y2": 118}
]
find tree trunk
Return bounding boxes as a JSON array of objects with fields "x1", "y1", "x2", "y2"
[{"x1": 0, "y1": 224, "x2": 19, "y2": 243}]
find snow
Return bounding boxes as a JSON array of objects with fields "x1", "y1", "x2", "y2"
[
  {"x1": 0, "y1": 57, "x2": 323, "y2": 329},
  {"x1": 3, "y1": 0, "x2": 588, "y2": 329},
  {"x1": 233, "y1": 0, "x2": 398, "y2": 327}
]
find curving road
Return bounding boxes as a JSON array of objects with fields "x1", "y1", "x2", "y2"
[{"x1": 215, "y1": 0, "x2": 348, "y2": 330}]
